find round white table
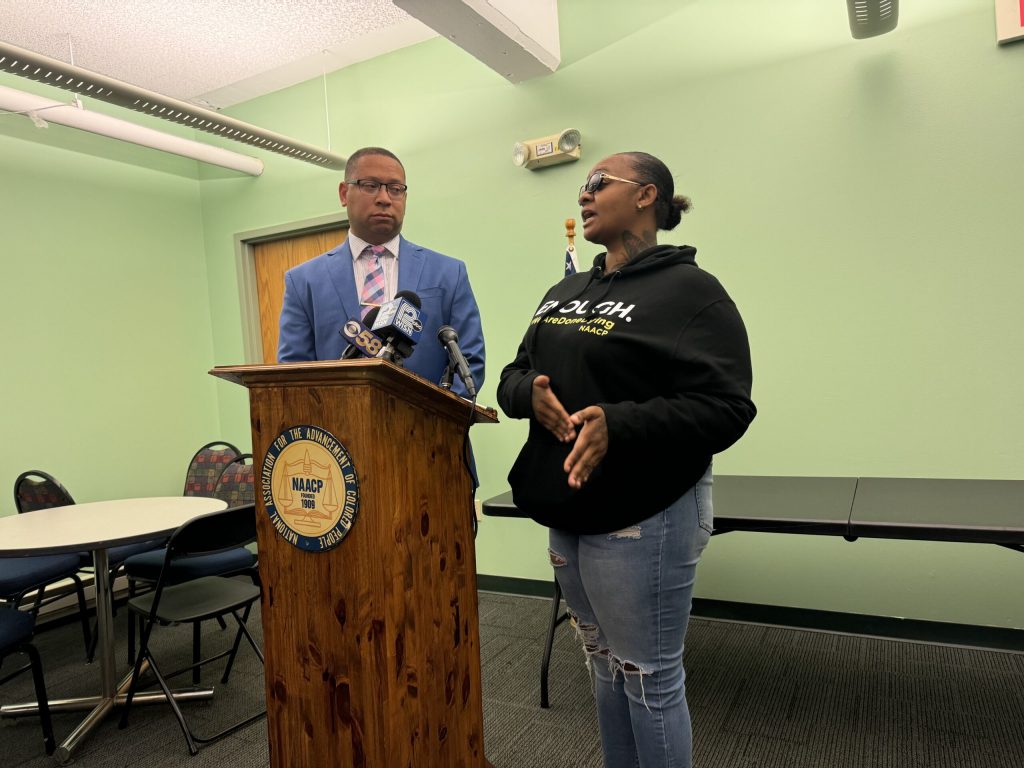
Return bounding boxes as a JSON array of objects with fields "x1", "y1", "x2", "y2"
[{"x1": 0, "y1": 496, "x2": 228, "y2": 764}]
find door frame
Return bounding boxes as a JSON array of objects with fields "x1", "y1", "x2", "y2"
[{"x1": 234, "y1": 213, "x2": 348, "y2": 363}]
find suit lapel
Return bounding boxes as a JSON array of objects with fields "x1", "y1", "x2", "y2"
[
  {"x1": 397, "y1": 236, "x2": 425, "y2": 294},
  {"x1": 326, "y1": 240, "x2": 359, "y2": 322}
]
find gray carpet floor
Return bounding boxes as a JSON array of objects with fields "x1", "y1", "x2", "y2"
[{"x1": 3, "y1": 591, "x2": 1024, "y2": 767}]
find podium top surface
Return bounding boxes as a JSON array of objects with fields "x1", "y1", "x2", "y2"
[{"x1": 210, "y1": 358, "x2": 498, "y2": 424}]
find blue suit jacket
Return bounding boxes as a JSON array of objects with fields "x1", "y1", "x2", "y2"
[{"x1": 277, "y1": 236, "x2": 485, "y2": 397}]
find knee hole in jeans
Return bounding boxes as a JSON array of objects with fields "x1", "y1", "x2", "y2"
[{"x1": 594, "y1": 646, "x2": 653, "y2": 711}]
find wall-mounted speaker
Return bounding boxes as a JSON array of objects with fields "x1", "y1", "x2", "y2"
[{"x1": 847, "y1": 0, "x2": 899, "y2": 39}]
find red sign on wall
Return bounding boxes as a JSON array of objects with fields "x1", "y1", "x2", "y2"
[{"x1": 996, "y1": 0, "x2": 1024, "y2": 43}]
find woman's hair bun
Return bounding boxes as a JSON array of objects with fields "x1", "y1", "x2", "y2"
[{"x1": 662, "y1": 195, "x2": 691, "y2": 231}]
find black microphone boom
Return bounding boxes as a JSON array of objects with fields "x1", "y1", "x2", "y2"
[{"x1": 437, "y1": 325, "x2": 477, "y2": 398}]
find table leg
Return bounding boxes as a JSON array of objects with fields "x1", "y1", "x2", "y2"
[
  {"x1": 95, "y1": 549, "x2": 116, "y2": 697},
  {"x1": 51, "y1": 548, "x2": 115, "y2": 763}
]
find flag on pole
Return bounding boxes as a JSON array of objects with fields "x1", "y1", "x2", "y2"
[
  {"x1": 564, "y1": 243, "x2": 578, "y2": 276},
  {"x1": 564, "y1": 217, "x2": 578, "y2": 276}
]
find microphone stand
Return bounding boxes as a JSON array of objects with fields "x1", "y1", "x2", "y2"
[{"x1": 440, "y1": 363, "x2": 455, "y2": 391}]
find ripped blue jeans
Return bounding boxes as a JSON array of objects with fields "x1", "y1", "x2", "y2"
[{"x1": 548, "y1": 465, "x2": 713, "y2": 768}]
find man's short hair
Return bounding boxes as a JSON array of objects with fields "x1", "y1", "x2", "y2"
[{"x1": 344, "y1": 147, "x2": 404, "y2": 178}]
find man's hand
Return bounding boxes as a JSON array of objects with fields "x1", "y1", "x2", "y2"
[
  {"x1": 532, "y1": 375, "x2": 576, "y2": 443},
  {"x1": 564, "y1": 406, "x2": 608, "y2": 489}
]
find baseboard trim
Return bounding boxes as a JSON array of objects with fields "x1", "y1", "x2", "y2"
[
  {"x1": 478, "y1": 574, "x2": 558, "y2": 599},
  {"x1": 477, "y1": 575, "x2": 1024, "y2": 652}
]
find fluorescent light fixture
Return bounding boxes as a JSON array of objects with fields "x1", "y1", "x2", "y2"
[
  {"x1": 0, "y1": 41, "x2": 345, "y2": 170},
  {"x1": 0, "y1": 83, "x2": 264, "y2": 175}
]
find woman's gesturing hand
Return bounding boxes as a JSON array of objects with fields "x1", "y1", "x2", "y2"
[
  {"x1": 563, "y1": 406, "x2": 608, "y2": 489},
  {"x1": 532, "y1": 375, "x2": 576, "y2": 443}
]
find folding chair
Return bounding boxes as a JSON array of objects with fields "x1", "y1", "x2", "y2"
[
  {"x1": 118, "y1": 503, "x2": 264, "y2": 755},
  {"x1": 0, "y1": 607, "x2": 55, "y2": 756},
  {"x1": 122, "y1": 440, "x2": 242, "y2": 662},
  {"x1": 124, "y1": 454, "x2": 258, "y2": 673}
]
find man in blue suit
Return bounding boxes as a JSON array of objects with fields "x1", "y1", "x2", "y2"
[{"x1": 278, "y1": 147, "x2": 485, "y2": 397}]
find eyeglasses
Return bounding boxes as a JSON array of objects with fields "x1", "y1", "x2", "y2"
[
  {"x1": 579, "y1": 171, "x2": 645, "y2": 198},
  {"x1": 346, "y1": 179, "x2": 409, "y2": 198}
]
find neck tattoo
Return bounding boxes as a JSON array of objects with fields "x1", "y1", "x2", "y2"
[{"x1": 620, "y1": 229, "x2": 658, "y2": 261}]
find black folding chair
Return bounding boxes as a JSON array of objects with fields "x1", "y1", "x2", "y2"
[
  {"x1": 125, "y1": 454, "x2": 258, "y2": 673},
  {"x1": 123, "y1": 441, "x2": 241, "y2": 655},
  {"x1": 0, "y1": 607, "x2": 55, "y2": 756},
  {"x1": 118, "y1": 504, "x2": 264, "y2": 755}
]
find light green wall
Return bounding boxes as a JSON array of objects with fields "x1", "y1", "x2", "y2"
[
  {"x1": 200, "y1": 0, "x2": 1024, "y2": 629},
  {"x1": 0, "y1": 127, "x2": 221, "y2": 505},
  {"x1": 1, "y1": 0, "x2": 1021, "y2": 629}
]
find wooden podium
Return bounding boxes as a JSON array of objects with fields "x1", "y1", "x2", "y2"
[{"x1": 211, "y1": 359, "x2": 497, "y2": 768}]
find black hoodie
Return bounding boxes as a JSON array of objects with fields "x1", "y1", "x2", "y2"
[{"x1": 497, "y1": 244, "x2": 756, "y2": 534}]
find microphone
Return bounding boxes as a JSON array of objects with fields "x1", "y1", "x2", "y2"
[
  {"x1": 339, "y1": 307, "x2": 385, "y2": 359},
  {"x1": 437, "y1": 325, "x2": 477, "y2": 397},
  {"x1": 370, "y1": 290, "x2": 425, "y2": 365}
]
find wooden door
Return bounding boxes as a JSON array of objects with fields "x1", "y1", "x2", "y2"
[{"x1": 254, "y1": 226, "x2": 347, "y2": 363}]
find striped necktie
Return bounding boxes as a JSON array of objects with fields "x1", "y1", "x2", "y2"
[{"x1": 360, "y1": 245, "x2": 387, "y2": 320}]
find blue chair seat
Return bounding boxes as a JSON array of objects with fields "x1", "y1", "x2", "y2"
[
  {"x1": 112, "y1": 539, "x2": 168, "y2": 565},
  {"x1": 0, "y1": 607, "x2": 34, "y2": 647},
  {"x1": 0, "y1": 554, "x2": 84, "y2": 596},
  {"x1": 124, "y1": 547, "x2": 255, "y2": 585},
  {"x1": 74, "y1": 539, "x2": 168, "y2": 570}
]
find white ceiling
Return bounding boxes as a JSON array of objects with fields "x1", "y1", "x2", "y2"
[
  {"x1": 0, "y1": 0, "x2": 439, "y2": 108},
  {"x1": 0, "y1": 1, "x2": 984, "y2": 113}
]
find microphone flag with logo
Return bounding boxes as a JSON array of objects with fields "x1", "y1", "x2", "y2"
[
  {"x1": 339, "y1": 306, "x2": 385, "y2": 359},
  {"x1": 370, "y1": 290, "x2": 425, "y2": 364}
]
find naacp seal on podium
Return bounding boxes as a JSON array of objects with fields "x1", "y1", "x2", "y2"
[{"x1": 261, "y1": 425, "x2": 360, "y2": 552}]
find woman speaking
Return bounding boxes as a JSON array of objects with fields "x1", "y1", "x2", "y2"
[{"x1": 497, "y1": 151, "x2": 756, "y2": 768}]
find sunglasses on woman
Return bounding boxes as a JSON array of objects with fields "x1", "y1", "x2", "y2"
[{"x1": 579, "y1": 171, "x2": 645, "y2": 197}]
